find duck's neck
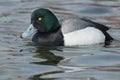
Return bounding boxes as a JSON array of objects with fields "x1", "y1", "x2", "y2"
[{"x1": 32, "y1": 28, "x2": 64, "y2": 46}]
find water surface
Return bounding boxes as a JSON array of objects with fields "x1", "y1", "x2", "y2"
[{"x1": 0, "y1": 0, "x2": 120, "y2": 80}]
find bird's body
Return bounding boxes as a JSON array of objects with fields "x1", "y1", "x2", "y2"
[{"x1": 21, "y1": 8, "x2": 113, "y2": 46}]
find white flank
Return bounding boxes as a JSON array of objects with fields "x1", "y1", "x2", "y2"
[{"x1": 64, "y1": 27, "x2": 105, "y2": 46}]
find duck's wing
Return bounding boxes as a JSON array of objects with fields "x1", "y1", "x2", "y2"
[
  {"x1": 60, "y1": 16, "x2": 109, "y2": 34},
  {"x1": 80, "y1": 18, "x2": 109, "y2": 31},
  {"x1": 60, "y1": 16, "x2": 113, "y2": 41}
]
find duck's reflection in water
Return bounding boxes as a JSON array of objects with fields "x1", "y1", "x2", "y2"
[{"x1": 30, "y1": 46, "x2": 64, "y2": 80}]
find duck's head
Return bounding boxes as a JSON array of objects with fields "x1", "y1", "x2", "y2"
[{"x1": 21, "y1": 8, "x2": 60, "y2": 38}]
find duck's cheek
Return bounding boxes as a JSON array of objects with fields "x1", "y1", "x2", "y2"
[{"x1": 20, "y1": 24, "x2": 37, "y2": 38}]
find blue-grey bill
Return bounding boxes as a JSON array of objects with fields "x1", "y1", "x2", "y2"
[{"x1": 20, "y1": 24, "x2": 37, "y2": 38}]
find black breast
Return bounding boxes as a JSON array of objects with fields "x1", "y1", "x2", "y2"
[{"x1": 32, "y1": 30, "x2": 64, "y2": 46}]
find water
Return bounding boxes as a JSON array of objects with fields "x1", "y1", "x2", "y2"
[{"x1": 0, "y1": 0, "x2": 120, "y2": 80}]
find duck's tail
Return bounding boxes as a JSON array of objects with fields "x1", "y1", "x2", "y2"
[{"x1": 103, "y1": 31, "x2": 113, "y2": 41}]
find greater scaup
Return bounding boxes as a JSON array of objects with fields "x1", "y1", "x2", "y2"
[{"x1": 20, "y1": 8, "x2": 113, "y2": 46}]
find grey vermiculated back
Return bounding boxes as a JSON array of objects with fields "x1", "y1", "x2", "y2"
[
  {"x1": 60, "y1": 16, "x2": 108, "y2": 34},
  {"x1": 59, "y1": 16, "x2": 113, "y2": 41}
]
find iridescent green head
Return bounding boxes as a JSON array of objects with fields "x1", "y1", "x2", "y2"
[
  {"x1": 31, "y1": 8, "x2": 60, "y2": 32},
  {"x1": 21, "y1": 8, "x2": 61, "y2": 39}
]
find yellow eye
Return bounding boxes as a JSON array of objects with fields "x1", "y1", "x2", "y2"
[{"x1": 38, "y1": 17, "x2": 42, "y2": 21}]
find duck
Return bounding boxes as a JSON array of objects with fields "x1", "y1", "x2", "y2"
[{"x1": 20, "y1": 8, "x2": 113, "y2": 46}]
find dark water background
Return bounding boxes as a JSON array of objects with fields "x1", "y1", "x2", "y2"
[{"x1": 0, "y1": 0, "x2": 120, "y2": 80}]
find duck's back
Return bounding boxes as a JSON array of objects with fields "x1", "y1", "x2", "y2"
[
  {"x1": 60, "y1": 16, "x2": 107, "y2": 33},
  {"x1": 60, "y1": 16, "x2": 113, "y2": 42}
]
